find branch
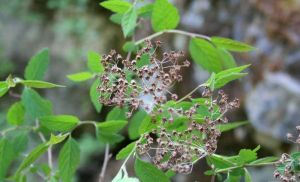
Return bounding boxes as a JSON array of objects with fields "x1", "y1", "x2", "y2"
[
  {"x1": 99, "y1": 144, "x2": 112, "y2": 182},
  {"x1": 135, "y1": 29, "x2": 211, "y2": 45},
  {"x1": 215, "y1": 161, "x2": 278, "y2": 174},
  {"x1": 176, "y1": 84, "x2": 205, "y2": 103}
]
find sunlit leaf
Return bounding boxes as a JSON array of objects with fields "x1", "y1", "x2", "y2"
[
  {"x1": 58, "y1": 138, "x2": 80, "y2": 182},
  {"x1": 7, "y1": 102, "x2": 25, "y2": 125},
  {"x1": 39, "y1": 115, "x2": 79, "y2": 132},
  {"x1": 151, "y1": 0, "x2": 179, "y2": 32},
  {"x1": 24, "y1": 48, "x2": 49, "y2": 80}
]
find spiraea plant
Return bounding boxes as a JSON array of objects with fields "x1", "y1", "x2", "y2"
[{"x1": 0, "y1": 0, "x2": 298, "y2": 182}]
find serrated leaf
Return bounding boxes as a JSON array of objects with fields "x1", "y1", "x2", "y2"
[
  {"x1": 20, "y1": 80, "x2": 65, "y2": 88},
  {"x1": 0, "y1": 81, "x2": 9, "y2": 98},
  {"x1": 100, "y1": 0, "x2": 132, "y2": 14},
  {"x1": 151, "y1": 0, "x2": 179, "y2": 32},
  {"x1": 0, "y1": 138, "x2": 14, "y2": 179},
  {"x1": 87, "y1": 51, "x2": 103, "y2": 73},
  {"x1": 90, "y1": 79, "x2": 102, "y2": 113},
  {"x1": 39, "y1": 115, "x2": 79, "y2": 132},
  {"x1": 106, "y1": 107, "x2": 127, "y2": 121},
  {"x1": 189, "y1": 38, "x2": 222, "y2": 73},
  {"x1": 97, "y1": 120, "x2": 128, "y2": 133},
  {"x1": 138, "y1": 115, "x2": 156, "y2": 135},
  {"x1": 217, "y1": 121, "x2": 248, "y2": 132},
  {"x1": 116, "y1": 142, "x2": 135, "y2": 160},
  {"x1": 218, "y1": 48, "x2": 237, "y2": 69},
  {"x1": 7, "y1": 102, "x2": 25, "y2": 125},
  {"x1": 16, "y1": 143, "x2": 49, "y2": 175},
  {"x1": 135, "y1": 158, "x2": 169, "y2": 182},
  {"x1": 121, "y1": 7, "x2": 137, "y2": 37},
  {"x1": 211, "y1": 37, "x2": 255, "y2": 52},
  {"x1": 206, "y1": 65, "x2": 250, "y2": 89},
  {"x1": 21, "y1": 88, "x2": 52, "y2": 118},
  {"x1": 25, "y1": 48, "x2": 49, "y2": 80},
  {"x1": 67, "y1": 72, "x2": 93, "y2": 82},
  {"x1": 58, "y1": 138, "x2": 80, "y2": 182},
  {"x1": 129, "y1": 109, "x2": 147, "y2": 139}
]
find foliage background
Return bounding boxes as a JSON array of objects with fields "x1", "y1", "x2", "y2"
[{"x1": 0, "y1": 0, "x2": 300, "y2": 181}]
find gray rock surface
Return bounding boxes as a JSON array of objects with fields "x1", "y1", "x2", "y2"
[{"x1": 246, "y1": 72, "x2": 300, "y2": 141}]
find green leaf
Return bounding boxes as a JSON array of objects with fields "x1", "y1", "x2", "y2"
[
  {"x1": 90, "y1": 79, "x2": 102, "y2": 113},
  {"x1": 48, "y1": 134, "x2": 69, "y2": 145},
  {"x1": 217, "y1": 121, "x2": 248, "y2": 132},
  {"x1": 98, "y1": 133, "x2": 124, "y2": 144},
  {"x1": 211, "y1": 37, "x2": 255, "y2": 52},
  {"x1": 0, "y1": 81, "x2": 9, "y2": 97},
  {"x1": 110, "y1": 13, "x2": 123, "y2": 24},
  {"x1": 207, "y1": 155, "x2": 234, "y2": 170},
  {"x1": 165, "y1": 170, "x2": 176, "y2": 178},
  {"x1": 151, "y1": 0, "x2": 180, "y2": 32},
  {"x1": 7, "y1": 102, "x2": 25, "y2": 125},
  {"x1": 11, "y1": 132, "x2": 28, "y2": 155},
  {"x1": 206, "y1": 65, "x2": 250, "y2": 89},
  {"x1": 138, "y1": 115, "x2": 156, "y2": 135},
  {"x1": 21, "y1": 88, "x2": 52, "y2": 118},
  {"x1": 16, "y1": 143, "x2": 49, "y2": 175},
  {"x1": 0, "y1": 138, "x2": 14, "y2": 179},
  {"x1": 123, "y1": 41, "x2": 139, "y2": 53},
  {"x1": 20, "y1": 80, "x2": 65, "y2": 88},
  {"x1": 67, "y1": 72, "x2": 93, "y2": 82},
  {"x1": 189, "y1": 38, "x2": 222, "y2": 73},
  {"x1": 121, "y1": 7, "x2": 137, "y2": 37},
  {"x1": 238, "y1": 149, "x2": 257, "y2": 164},
  {"x1": 218, "y1": 48, "x2": 237, "y2": 69},
  {"x1": 116, "y1": 142, "x2": 135, "y2": 160},
  {"x1": 106, "y1": 107, "x2": 127, "y2": 120},
  {"x1": 100, "y1": 0, "x2": 132, "y2": 14},
  {"x1": 138, "y1": 3, "x2": 153, "y2": 17},
  {"x1": 244, "y1": 168, "x2": 252, "y2": 182},
  {"x1": 135, "y1": 158, "x2": 169, "y2": 182},
  {"x1": 25, "y1": 48, "x2": 49, "y2": 80},
  {"x1": 97, "y1": 120, "x2": 128, "y2": 133},
  {"x1": 137, "y1": 54, "x2": 150, "y2": 68},
  {"x1": 129, "y1": 109, "x2": 147, "y2": 139},
  {"x1": 249, "y1": 156, "x2": 278, "y2": 165},
  {"x1": 58, "y1": 138, "x2": 80, "y2": 182},
  {"x1": 112, "y1": 166, "x2": 139, "y2": 182},
  {"x1": 87, "y1": 51, "x2": 104, "y2": 73},
  {"x1": 39, "y1": 115, "x2": 79, "y2": 132}
]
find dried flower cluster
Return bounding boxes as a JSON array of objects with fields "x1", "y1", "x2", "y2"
[
  {"x1": 273, "y1": 153, "x2": 300, "y2": 182},
  {"x1": 136, "y1": 89, "x2": 240, "y2": 173},
  {"x1": 97, "y1": 40, "x2": 190, "y2": 117},
  {"x1": 274, "y1": 126, "x2": 300, "y2": 182}
]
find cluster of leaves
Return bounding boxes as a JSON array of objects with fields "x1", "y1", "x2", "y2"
[
  {"x1": 100, "y1": 0, "x2": 255, "y2": 73},
  {"x1": 1, "y1": 0, "x2": 297, "y2": 182},
  {"x1": 0, "y1": 49, "x2": 129, "y2": 182}
]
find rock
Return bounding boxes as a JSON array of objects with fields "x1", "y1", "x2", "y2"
[{"x1": 245, "y1": 72, "x2": 300, "y2": 141}]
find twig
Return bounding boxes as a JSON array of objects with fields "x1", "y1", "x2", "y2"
[
  {"x1": 135, "y1": 29, "x2": 211, "y2": 45},
  {"x1": 9, "y1": 90, "x2": 21, "y2": 99},
  {"x1": 99, "y1": 144, "x2": 112, "y2": 182},
  {"x1": 36, "y1": 119, "x2": 53, "y2": 169},
  {"x1": 176, "y1": 84, "x2": 205, "y2": 103}
]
